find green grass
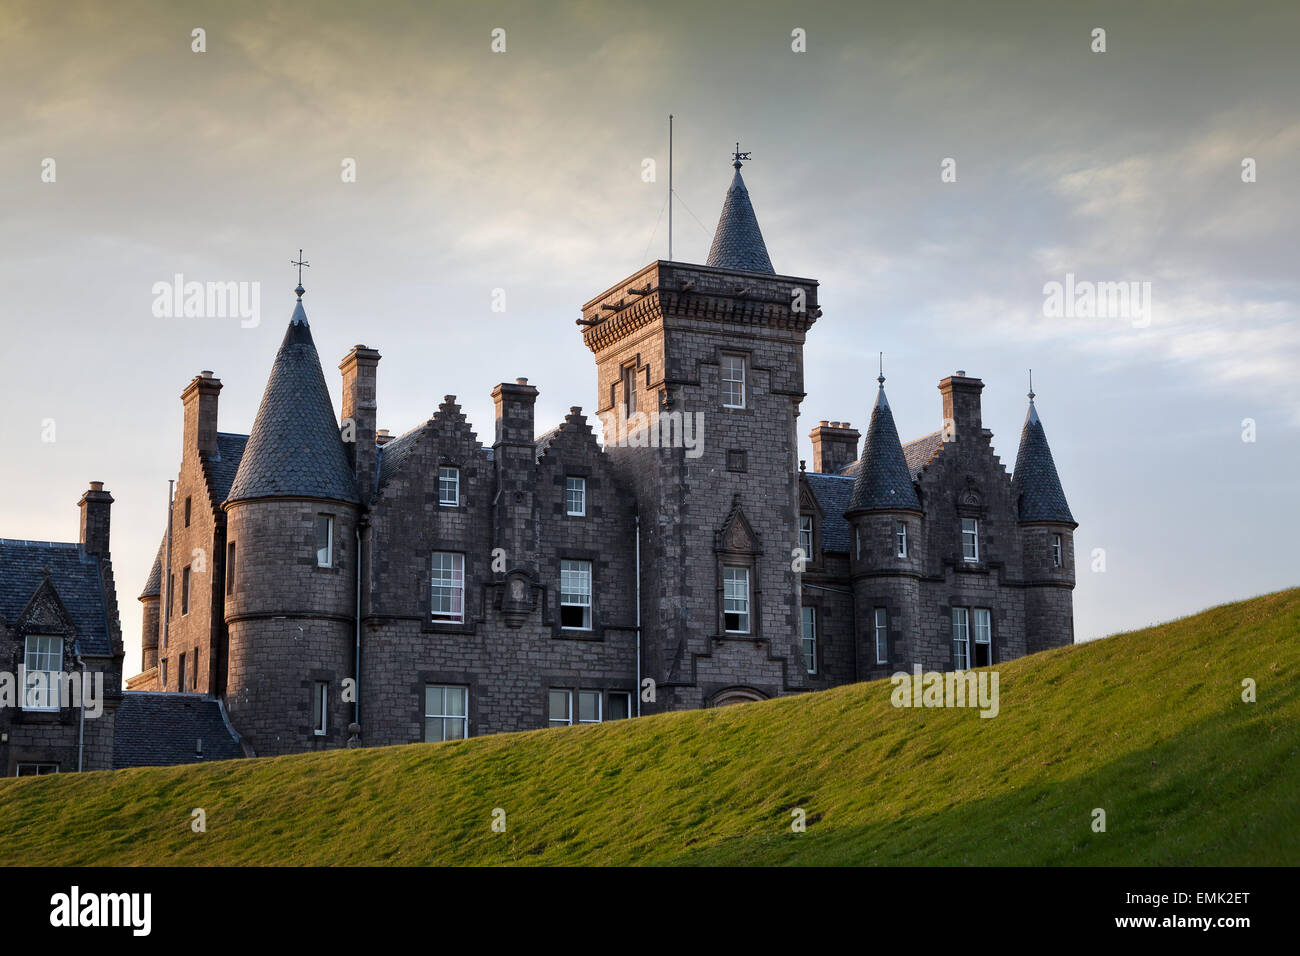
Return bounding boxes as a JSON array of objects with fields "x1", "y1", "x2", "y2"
[{"x1": 2, "y1": 588, "x2": 1298, "y2": 866}]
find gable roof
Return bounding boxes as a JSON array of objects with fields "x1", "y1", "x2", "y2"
[
  {"x1": 112, "y1": 692, "x2": 245, "y2": 768},
  {"x1": 1011, "y1": 401, "x2": 1075, "y2": 525},
  {"x1": 839, "y1": 429, "x2": 947, "y2": 482},
  {"x1": 208, "y1": 432, "x2": 248, "y2": 503},
  {"x1": 706, "y1": 166, "x2": 775, "y2": 274},
  {"x1": 0, "y1": 539, "x2": 116, "y2": 656},
  {"x1": 226, "y1": 297, "x2": 358, "y2": 504},
  {"x1": 803, "y1": 472, "x2": 853, "y2": 553}
]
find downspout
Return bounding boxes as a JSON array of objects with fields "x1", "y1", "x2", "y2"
[
  {"x1": 635, "y1": 513, "x2": 642, "y2": 717},
  {"x1": 74, "y1": 644, "x2": 86, "y2": 772},
  {"x1": 354, "y1": 523, "x2": 362, "y2": 728},
  {"x1": 162, "y1": 479, "x2": 174, "y2": 674}
]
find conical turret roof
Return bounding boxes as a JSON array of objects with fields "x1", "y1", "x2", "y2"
[
  {"x1": 226, "y1": 293, "x2": 358, "y2": 504},
  {"x1": 846, "y1": 386, "x2": 921, "y2": 514},
  {"x1": 706, "y1": 164, "x2": 774, "y2": 274},
  {"x1": 1011, "y1": 398, "x2": 1074, "y2": 525}
]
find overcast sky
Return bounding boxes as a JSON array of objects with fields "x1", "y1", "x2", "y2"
[{"x1": 2, "y1": 0, "x2": 1297, "y2": 672}]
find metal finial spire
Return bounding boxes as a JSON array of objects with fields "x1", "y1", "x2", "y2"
[
  {"x1": 877, "y1": 352, "x2": 885, "y2": 388},
  {"x1": 1028, "y1": 368, "x2": 1035, "y2": 402},
  {"x1": 732, "y1": 142, "x2": 751, "y2": 169},
  {"x1": 291, "y1": 249, "x2": 310, "y2": 299}
]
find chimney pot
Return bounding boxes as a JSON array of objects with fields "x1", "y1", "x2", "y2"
[
  {"x1": 956, "y1": 370, "x2": 966, "y2": 376},
  {"x1": 516, "y1": 377, "x2": 529, "y2": 385},
  {"x1": 89, "y1": 481, "x2": 104, "y2": 492}
]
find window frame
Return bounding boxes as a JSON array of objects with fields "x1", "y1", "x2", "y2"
[
  {"x1": 430, "y1": 551, "x2": 466, "y2": 624},
  {"x1": 316, "y1": 514, "x2": 334, "y2": 568},
  {"x1": 438, "y1": 466, "x2": 460, "y2": 507},
  {"x1": 15, "y1": 763, "x2": 59, "y2": 776},
  {"x1": 1052, "y1": 534, "x2": 1063, "y2": 568},
  {"x1": 952, "y1": 607, "x2": 971, "y2": 670},
  {"x1": 875, "y1": 607, "x2": 889, "y2": 665},
  {"x1": 973, "y1": 607, "x2": 993, "y2": 667},
  {"x1": 720, "y1": 354, "x2": 746, "y2": 409},
  {"x1": 961, "y1": 517, "x2": 980, "y2": 563},
  {"x1": 181, "y1": 565, "x2": 191, "y2": 615},
  {"x1": 565, "y1": 476, "x2": 587, "y2": 517},
  {"x1": 226, "y1": 542, "x2": 236, "y2": 595},
  {"x1": 548, "y1": 688, "x2": 573, "y2": 727},
  {"x1": 22, "y1": 634, "x2": 62, "y2": 711},
  {"x1": 559, "y1": 559, "x2": 593, "y2": 631},
  {"x1": 798, "y1": 515, "x2": 814, "y2": 561},
  {"x1": 723, "y1": 566, "x2": 751, "y2": 634},
  {"x1": 606, "y1": 691, "x2": 632, "y2": 721},
  {"x1": 424, "y1": 684, "x2": 469, "y2": 742},
  {"x1": 896, "y1": 521, "x2": 908, "y2": 558},
  {"x1": 621, "y1": 363, "x2": 638, "y2": 415},
  {"x1": 313, "y1": 681, "x2": 329, "y2": 736},
  {"x1": 801, "y1": 605, "x2": 817, "y2": 674},
  {"x1": 577, "y1": 689, "x2": 603, "y2": 724}
]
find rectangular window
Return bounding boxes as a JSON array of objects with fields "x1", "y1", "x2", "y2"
[
  {"x1": 548, "y1": 689, "x2": 572, "y2": 727},
  {"x1": 438, "y1": 466, "x2": 460, "y2": 507},
  {"x1": 896, "y1": 522, "x2": 908, "y2": 558},
  {"x1": 875, "y1": 607, "x2": 889, "y2": 665},
  {"x1": 578, "y1": 689, "x2": 602, "y2": 724},
  {"x1": 565, "y1": 476, "x2": 586, "y2": 516},
  {"x1": 606, "y1": 691, "x2": 631, "y2": 720},
  {"x1": 622, "y1": 364, "x2": 638, "y2": 415},
  {"x1": 723, "y1": 567, "x2": 750, "y2": 633},
  {"x1": 1052, "y1": 534, "x2": 1063, "y2": 568},
  {"x1": 161, "y1": 659, "x2": 168, "y2": 689},
  {"x1": 801, "y1": 606, "x2": 817, "y2": 674},
  {"x1": 15, "y1": 763, "x2": 60, "y2": 776},
  {"x1": 424, "y1": 685, "x2": 468, "y2": 741},
  {"x1": 313, "y1": 681, "x2": 328, "y2": 735},
  {"x1": 952, "y1": 607, "x2": 970, "y2": 670},
  {"x1": 721, "y1": 354, "x2": 746, "y2": 408},
  {"x1": 184, "y1": 496, "x2": 192, "y2": 527},
  {"x1": 226, "y1": 542, "x2": 235, "y2": 595},
  {"x1": 181, "y1": 565, "x2": 191, "y2": 615},
  {"x1": 191, "y1": 648, "x2": 200, "y2": 689},
  {"x1": 799, "y1": 516, "x2": 814, "y2": 559},
  {"x1": 23, "y1": 635, "x2": 62, "y2": 711},
  {"x1": 559, "y1": 559, "x2": 592, "y2": 630},
  {"x1": 316, "y1": 515, "x2": 334, "y2": 568},
  {"x1": 178, "y1": 652, "x2": 186, "y2": 693},
  {"x1": 973, "y1": 607, "x2": 993, "y2": 666},
  {"x1": 961, "y1": 518, "x2": 979, "y2": 562},
  {"x1": 431, "y1": 552, "x2": 465, "y2": 623}
]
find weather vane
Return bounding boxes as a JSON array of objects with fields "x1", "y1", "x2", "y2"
[
  {"x1": 732, "y1": 142, "x2": 752, "y2": 168},
  {"x1": 291, "y1": 249, "x2": 310, "y2": 297}
]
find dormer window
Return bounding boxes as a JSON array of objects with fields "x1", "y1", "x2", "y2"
[
  {"x1": 896, "y1": 522, "x2": 908, "y2": 558},
  {"x1": 798, "y1": 515, "x2": 814, "y2": 560},
  {"x1": 721, "y1": 354, "x2": 746, "y2": 408},
  {"x1": 23, "y1": 635, "x2": 62, "y2": 711},
  {"x1": 961, "y1": 518, "x2": 979, "y2": 562},
  {"x1": 438, "y1": 467, "x2": 460, "y2": 507}
]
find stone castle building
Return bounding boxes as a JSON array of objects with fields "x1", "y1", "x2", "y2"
[{"x1": 127, "y1": 156, "x2": 1077, "y2": 757}]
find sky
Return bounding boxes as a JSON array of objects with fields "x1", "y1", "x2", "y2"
[{"x1": 1, "y1": 0, "x2": 1297, "y2": 674}]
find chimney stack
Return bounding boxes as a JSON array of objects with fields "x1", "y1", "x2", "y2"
[
  {"x1": 78, "y1": 481, "x2": 114, "y2": 557},
  {"x1": 491, "y1": 379, "x2": 540, "y2": 570},
  {"x1": 938, "y1": 371, "x2": 984, "y2": 441},
  {"x1": 809, "y1": 420, "x2": 861, "y2": 474},
  {"x1": 340, "y1": 345, "x2": 382, "y2": 505},
  {"x1": 181, "y1": 371, "x2": 222, "y2": 460}
]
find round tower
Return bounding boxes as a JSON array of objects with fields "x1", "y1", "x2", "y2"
[
  {"x1": 845, "y1": 374, "x2": 925, "y2": 679},
  {"x1": 222, "y1": 282, "x2": 360, "y2": 756},
  {"x1": 1011, "y1": 384, "x2": 1077, "y2": 653}
]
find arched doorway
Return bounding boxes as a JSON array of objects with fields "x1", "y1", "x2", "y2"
[{"x1": 710, "y1": 687, "x2": 767, "y2": 708}]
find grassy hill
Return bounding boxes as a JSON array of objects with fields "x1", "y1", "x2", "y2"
[{"x1": 2, "y1": 589, "x2": 1297, "y2": 866}]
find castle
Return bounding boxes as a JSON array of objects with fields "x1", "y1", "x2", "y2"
[{"x1": 120, "y1": 154, "x2": 1077, "y2": 757}]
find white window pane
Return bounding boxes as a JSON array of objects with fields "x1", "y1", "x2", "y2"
[{"x1": 578, "y1": 690, "x2": 601, "y2": 722}]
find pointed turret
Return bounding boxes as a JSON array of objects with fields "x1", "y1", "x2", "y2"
[
  {"x1": 226, "y1": 288, "x2": 358, "y2": 504},
  {"x1": 706, "y1": 147, "x2": 775, "y2": 274},
  {"x1": 1011, "y1": 391, "x2": 1074, "y2": 525},
  {"x1": 846, "y1": 380, "x2": 921, "y2": 515}
]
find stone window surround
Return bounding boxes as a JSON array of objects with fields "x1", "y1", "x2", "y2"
[
  {"x1": 411, "y1": 670, "x2": 482, "y2": 742},
  {"x1": 544, "y1": 683, "x2": 636, "y2": 726}
]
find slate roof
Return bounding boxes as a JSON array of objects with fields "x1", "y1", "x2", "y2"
[
  {"x1": 0, "y1": 539, "x2": 115, "y2": 657},
  {"x1": 839, "y1": 429, "x2": 946, "y2": 481},
  {"x1": 706, "y1": 166, "x2": 775, "y2": 274},
  {"x1": 376, "y1": 424, "x2": 423, "y2": 492},
  {"x1": 846, "y1": 388, "x2": 922, "y2": 514},
  {"x1": 112, "y1": 692, "x2": 245, "y2": 768},
  {"x1": 139, "y1": 536, "x2": 165, "y2": 599},
  {"x1": 226, "y1": 298, "x2": 359, "y2": 504},
  {"x1": 1011, "y1": 401, "x2": 1075, "y2": 525},
  {"x1": 533, "y1": 425, "x2": 561, "y2": 462},
  {"x1": 804, "y1": 473, "x2": 854, "y2": 553},
  {"x1": 209, "y1": 432, "x2": 248, "y2": 502}
]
